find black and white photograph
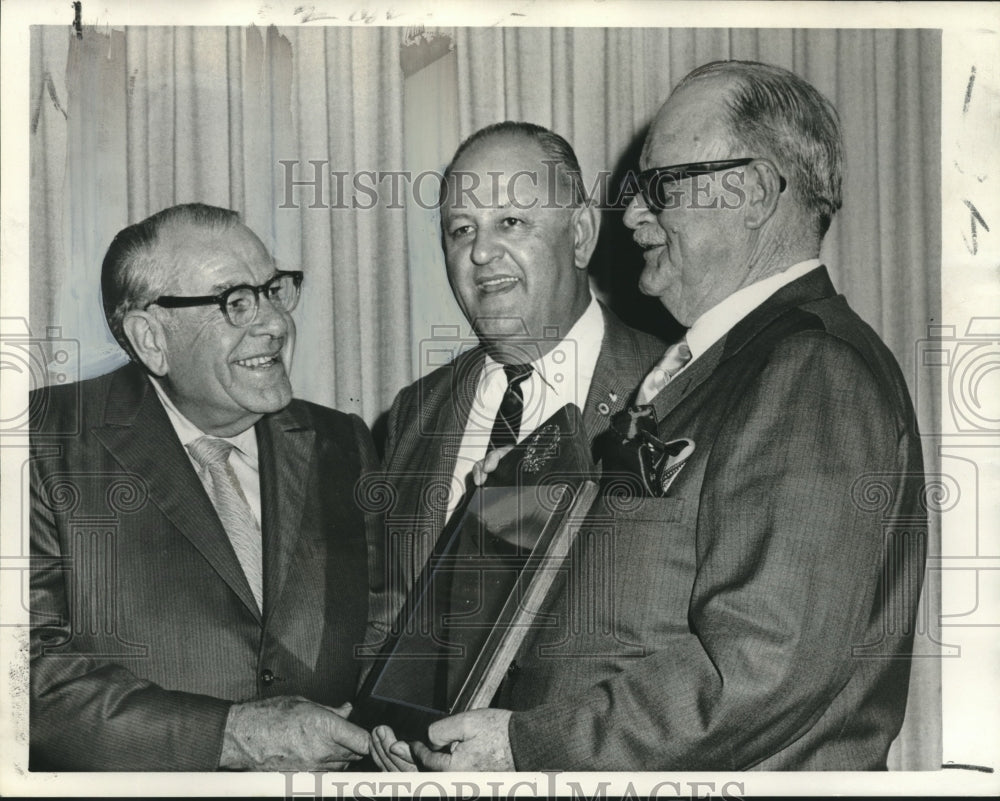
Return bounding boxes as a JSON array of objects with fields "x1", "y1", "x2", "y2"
[{"x1": 1, "y1": 0, "x2": 997, "y2": 797}]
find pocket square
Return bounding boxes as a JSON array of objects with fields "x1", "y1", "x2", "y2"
[{"x1": 607, "y1": 405, "x2": 695, "y2": 497}]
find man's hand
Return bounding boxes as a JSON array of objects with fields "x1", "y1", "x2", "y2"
[
  {"x1": 370, "y1": 725, "x2": 419, "y2": 771},
  {"x1": 411, "y1": 709, "x2": 514, "y2": 771},
  {"x1": 471, "y1": 445, "x2": 514, "y2": 486},
  {"x1": 219, "y1": 696, "x2": 369, "y2": 771}
]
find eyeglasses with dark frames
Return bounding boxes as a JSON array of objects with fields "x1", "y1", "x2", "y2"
[
  {"x1": 635, "y1": 158, "x2": 786, "y2": 214},
  {"x1": 145, "y1": 270, "x2": 304, "y2": 328}
]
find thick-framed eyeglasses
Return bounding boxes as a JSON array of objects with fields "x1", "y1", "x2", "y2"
[
  {"x1": 145, "y1": 270, "x2": 304, "y2": 327},
  {"x1": 635, "y1": 158, "x2": 786, "y2": 214}
]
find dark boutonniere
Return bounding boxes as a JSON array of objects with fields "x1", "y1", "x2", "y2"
[{"x1": 607, "y1": 405, "x2": 695, "y2": 497}]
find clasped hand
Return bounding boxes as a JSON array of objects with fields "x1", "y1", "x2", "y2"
[
  {"x1": 219, "y1": 696, "x2": 369, "y2": 770},
  {"x1": 369, "y1": 709, "x2": 514, "y2": 771}
]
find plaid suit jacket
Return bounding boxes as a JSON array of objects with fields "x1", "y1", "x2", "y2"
[
  {"x1": 29, "y1": 363, "x2": 378, "y2": 770},
  {"x1": 504, "y1": 267, "x2": 927, "y2": 770}
]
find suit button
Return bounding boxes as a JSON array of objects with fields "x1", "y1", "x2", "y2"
[{"x1": 261, "y1": 669, "x2": 275, "y2": 686}]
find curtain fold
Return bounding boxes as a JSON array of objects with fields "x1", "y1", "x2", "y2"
[{"x1": 30, "y1": 25, "x2": 408, "y2": 424}]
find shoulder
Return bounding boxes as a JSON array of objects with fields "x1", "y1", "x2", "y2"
[
  {"x1": 746, "y1": 301, "x2": 916, "y2": 429},
  {"x1": 285, "y1": 398, "x2": 369, "y2": 441},
  {"x1": 29, "y1": 366, "x2": 125, "y2": 436},
  {"x1": 284, "y1": 398, "x2": 378, "y2": 470},
  {"x1": 598, "y1": 302, "x2": 667, "y2": 366},
  {"x1": 390, "y1": 346, "x2": 484, "y2": 413}
]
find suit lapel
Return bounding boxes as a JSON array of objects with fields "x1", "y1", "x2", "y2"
[
  {"x1": 651, "y1": 267, "x2": 839, "y2": 423},
  {"x1": 583, "y1": 305, "x2": 659, "y2": 438},
  {"x1": 93, "y1": 365, "x2": 262, "y2": 622},
  {"x1": 256, "y1": 405, "x2": 314, "y2": 627},
  {"x1": 431, "y1": 348, "x2": 485, "y2": 536}
]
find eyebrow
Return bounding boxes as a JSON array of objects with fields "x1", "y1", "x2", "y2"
[{"x1": 207, "y1": 268, "x2": 281, "y2": 295}]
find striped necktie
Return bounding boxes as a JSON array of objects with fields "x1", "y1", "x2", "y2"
[
  {"x1": 636, "y1": 338, "x2": 692, "y2": 405},
  {"x1": 187, "y1": 435, "x2": 263, "y2": 611},
  {"x1": 488, "y1": 363, "x2": 534, "y2": 453}
]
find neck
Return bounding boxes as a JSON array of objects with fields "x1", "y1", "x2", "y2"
[
  {"x1": 742, "y1": 227, "x2": 820, "y2": 288},
  {"x1": 152, "y1": 376, "x2": 263, "y2": 438}
]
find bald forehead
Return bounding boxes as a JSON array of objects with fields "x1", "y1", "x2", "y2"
[
  {"x1": 641, "y1": 76, "x2": 736, "y2": 168},
  {"x1": 453, "y1": 131, "x2": 548, "y2": 172},
  {"x1": 444, "y1": 132, "x2": 573, "y2": 211},
  {"x1": 153, "y1": 221, "x2": 272, "y2": 288}
]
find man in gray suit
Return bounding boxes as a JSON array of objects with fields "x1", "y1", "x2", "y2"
[
  {"x1": 31, "y1": 203, "x2": 374, "y2": 770},
  {"x1": 368, "y1": 122, "x2": 664, "y2": 764},
  {"x1": 391, "y1": 62, "x2": 926, "y2": 771}
]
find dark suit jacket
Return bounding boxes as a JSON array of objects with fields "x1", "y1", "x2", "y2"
[
  {"x1": 503, "y1": 268, "x2": 927, "y2": 771},
  {"x1": 377, "y1": 303, "x2": 664, "y2": 608},
  {"x1": 29, "y1": 363, "x2": 379, "y2": 771}
]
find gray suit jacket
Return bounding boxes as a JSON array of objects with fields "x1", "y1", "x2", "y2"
[
  {"x1": 30, "y1": 363, "x2": 379, "y2": 770},
  {"x1": 376, "y1": 303, "x2": 664, "y2": 615},
  {"x1": 504, "y1": 268, "x2": 927, "y2": 770}
]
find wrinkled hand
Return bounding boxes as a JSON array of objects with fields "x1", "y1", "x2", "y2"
[
  {"x1": 370, "y1": 725, "x2": 419, "y2": 772},
  {"x1": 471, "y1": 445, "x2": 514, "y2": 487},
  {"x1": 411, "y1": 709, "x2": 514, "y2": 771},
  {"x1": 219, "y1": 696, "x2": 369, "y2": 771}
]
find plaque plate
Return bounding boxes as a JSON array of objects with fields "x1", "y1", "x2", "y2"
[{"x1": 350, "y1": 404, "x2": 598, "y2": 742}]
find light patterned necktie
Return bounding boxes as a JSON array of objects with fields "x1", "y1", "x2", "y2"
[
  {"x1": 636, "y1": 337, "x2": 692, "y2": 405},
  {"x1": 187, "y1": 435, "x2": 263, "y2": 610}
]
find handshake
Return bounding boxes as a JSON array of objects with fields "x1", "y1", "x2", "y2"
[
  {"x1": 222, "y1": 449, "x2": 517, "y2": 773},
  {"x1": 221, "y1": 698, "x2": 513, "y2": 772}
]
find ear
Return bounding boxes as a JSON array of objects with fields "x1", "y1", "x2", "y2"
[
  {"x1": 743, "y1": 159, "x2": 784, "y2": 230},
  {"x1": 571, "y1": 202, "x2": 601, "y2": 270},
  {"x1": 123, "y1": 310, "x2": 170, "y2": 377}
]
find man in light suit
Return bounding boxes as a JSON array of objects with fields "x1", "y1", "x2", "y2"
[
  {"x1": 367, "y1": 122, "x2": 664, "y2": 763},
  {"x1": 403, "y1": 62, "x2": 926, "y2": 771},
  {"x1": 30, "y1": 203, "x2": 375, "y2": 770}
]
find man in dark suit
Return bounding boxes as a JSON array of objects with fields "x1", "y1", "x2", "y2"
[
  {"x1": 30, "y1": 203, "x2": 375, "y2": 770},
  {"x1": 405, "y1": 62, "x2": 926, "y2": 771},
  {"x1": 368, "y1": 123, "x2": 664, "y2": 765}
]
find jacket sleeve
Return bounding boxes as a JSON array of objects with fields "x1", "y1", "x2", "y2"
[
  {"x1": 349, "y1": 410, "x2": 399, "y2": 683},
  {"x1": 29, "y1": 453, "x2": 233, "y2": 771},
  {"x1": 508, "y1": 331, "x2": 924, "y2": 770}
]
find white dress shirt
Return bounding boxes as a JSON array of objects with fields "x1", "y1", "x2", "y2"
[
  {"x1": 658, "y1": 259, "x2": 821, "y2": 385},
  {"x1": 150, "y1": 377, "x2": 263, "y2": 528},
  {"x1": 445, "y1": 295, "x2": 605, "y2": 518}
]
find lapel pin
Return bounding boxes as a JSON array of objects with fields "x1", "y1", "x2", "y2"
[
  {"x1": 597, "y1": 401, "x2": 611, "y2": 416},
  {"x1": 609, "y1": 392, "x2": 618, "y2": 403}
]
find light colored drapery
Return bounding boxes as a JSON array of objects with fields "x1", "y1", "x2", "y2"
[
  {"x1": 30, "y1": 25, "x2": 409, "y2": 424},
  {"x1": 29, "y1": 24, "x2": 941, "y2": 770}
]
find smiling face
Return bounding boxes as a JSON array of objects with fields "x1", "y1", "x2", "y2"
[
  {"x1": 624, "y1": 77, "x2": 754, "y2": 326},
  {"x1": 440, "y1": 133, "x2": 594, "y2": 362},
  {"x1": 146, "y1": 222, "x2": 296, "y2": 436}
]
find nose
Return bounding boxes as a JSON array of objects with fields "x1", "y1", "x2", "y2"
[
  {"x1": 623, "y1": 192, "x2": 656, "y2": 230},
  {"x1": 470, "y1": 229, "x2": 503, "y2": 266},
  {"x1": 248, "y1": 292, "x2": 289, "y2": 338}
]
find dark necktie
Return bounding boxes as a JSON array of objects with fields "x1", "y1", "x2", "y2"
[{"x1": 488, "y1": 363, "x2": 534, "y2": 453}]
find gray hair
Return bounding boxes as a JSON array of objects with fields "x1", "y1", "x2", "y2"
[
  {"x1": 101, "y1": 203, "x2": 241, "y2": 362},
  {"x1": 676, "y1": 60, "x2": 844, "y2": 237}
]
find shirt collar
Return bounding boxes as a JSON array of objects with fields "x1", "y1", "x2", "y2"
[
  {"x1": 481, "y1": 294, "x2": 604, "y2": 397},
  {"x1": 685, "y1": 259, "x2": 821, "y2": 361},
  {"x1": 149, "y1": 377, "x2": 259, "y2": 459}
]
